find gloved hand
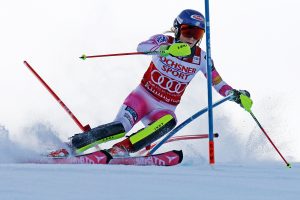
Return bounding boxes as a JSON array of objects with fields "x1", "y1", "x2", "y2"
[
  {"x1": 158, "y1": 43, "x2": 191, "y2": 57},
  {"x1": 159, "y1": 45, "x2": 170, "y2": 57},
  {"x1": 229, "y1": 89, "x2": 253, "y2": 112},
  {"x1": 229, "y1": 89, "x2": 251, "y2": 105}
]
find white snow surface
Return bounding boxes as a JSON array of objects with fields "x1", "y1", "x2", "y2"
[
  {"x1": 0, "y1": 125, "x2": 299, "y2": 200},
  {"x1": 0, "y1": 162, "x2": 299, "y2": 200}
]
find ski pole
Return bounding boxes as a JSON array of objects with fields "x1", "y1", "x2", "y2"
[
  {"x1": 23, "y1": 61, "x2": 91, "y2": 132},
  {"x1": 80, "y1": 52, "x2": 143, "y2": 59},
  {"x1": 149, "y1": 95, "x2": 233, "y2": 155},
  {"x1": 239, "y1": 95, "x2": 291, "y2": 168},
  {"x1": 80, "y1": 43, "x2": 191, "y2": 60},
  {"x1": 250, "y1": 111, "x2": 291, "y2": 168}
]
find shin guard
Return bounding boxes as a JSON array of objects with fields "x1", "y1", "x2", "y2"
[
  {"x1": 71, "y1": 121, "x2": 126, "y2": 153},
  {"x1": 129, "y1": 114, "x2": 176, "y2": 152}
]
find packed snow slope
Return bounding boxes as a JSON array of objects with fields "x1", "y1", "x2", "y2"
[
  {"x1": 1, "y1": 125, "x2": 299, "y2": 200},
  {"x1": 0, "y1": 163, "x2": 299, "y2": 200}
]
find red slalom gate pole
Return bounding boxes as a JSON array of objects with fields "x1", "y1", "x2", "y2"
[
  {"x1": 23, "y1": 61, "x2": 91, "y2": 132},
  {"x1": 249, "y1": 111, "x2": 291, "y2": 168},
  {"x1": 140, "y1": 133, "x2": 219, "y2": 155},
  {"x1": 166, "y1": 133, "x2": 219, "y2": 143}
]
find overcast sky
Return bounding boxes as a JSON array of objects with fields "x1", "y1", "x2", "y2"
[{"x1": 0, "y1": 0, "x2": 299, "y2": 161}]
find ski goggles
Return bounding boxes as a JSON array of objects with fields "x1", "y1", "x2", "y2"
[{"x1": 180, "y1": 25, "x2": 205, "y2": 40}]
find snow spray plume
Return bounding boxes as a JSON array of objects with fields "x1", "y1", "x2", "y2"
[
  {"x1": 239, "y1": 95, "x2": 291, "y2": 168},
  {"x1": 20, "y1": 122, "x2": 66, "y2": 152},
  {"x1": 0, "y1": 125, "x2": 37, "y2": 163},
  {"x1": 249, "y1": 111, "x2": 291, "y2": 168}
]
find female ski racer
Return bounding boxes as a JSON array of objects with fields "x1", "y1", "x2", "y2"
[{"x1": 70, "y1": 9, "x2": 250, "y2": 157}]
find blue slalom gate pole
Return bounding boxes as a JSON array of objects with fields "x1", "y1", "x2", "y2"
[
  {"x1": 204, "y1": 0, "x2": 215, "y2": 164},
  {"x1": 149, "y1": 95, "x2": 232, "y2": 155}
]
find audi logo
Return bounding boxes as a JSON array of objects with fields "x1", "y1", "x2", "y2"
[{"x1": 151, "y1": 70, "x2": 187, "y2": 94}]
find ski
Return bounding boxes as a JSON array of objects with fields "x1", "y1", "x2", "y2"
[
  {"x1": 48, "y1": 133, "x2": 217, "y2": 158},
  {"x1": 29, "y1": 150, "x2": 183, "y2": 166}
]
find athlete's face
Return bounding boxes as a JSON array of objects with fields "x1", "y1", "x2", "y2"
[
  {"x1": 179, "y1": 34, "x2": 198, "y2": 47},
  {"x1": 179, "y1": 25, "x2": 205, "y2": 47}
]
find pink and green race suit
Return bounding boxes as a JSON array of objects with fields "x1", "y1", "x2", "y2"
[{"x1": 114, "y1": 34, "x2": 232, "y2": 132}]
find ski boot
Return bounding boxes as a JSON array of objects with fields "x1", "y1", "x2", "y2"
[
  {"x1": 48, "y1": 148, "x2": 70, "y2": 158},
  {"x1": 107, "y1": 138, "x2": 132, "y2": 157}
]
